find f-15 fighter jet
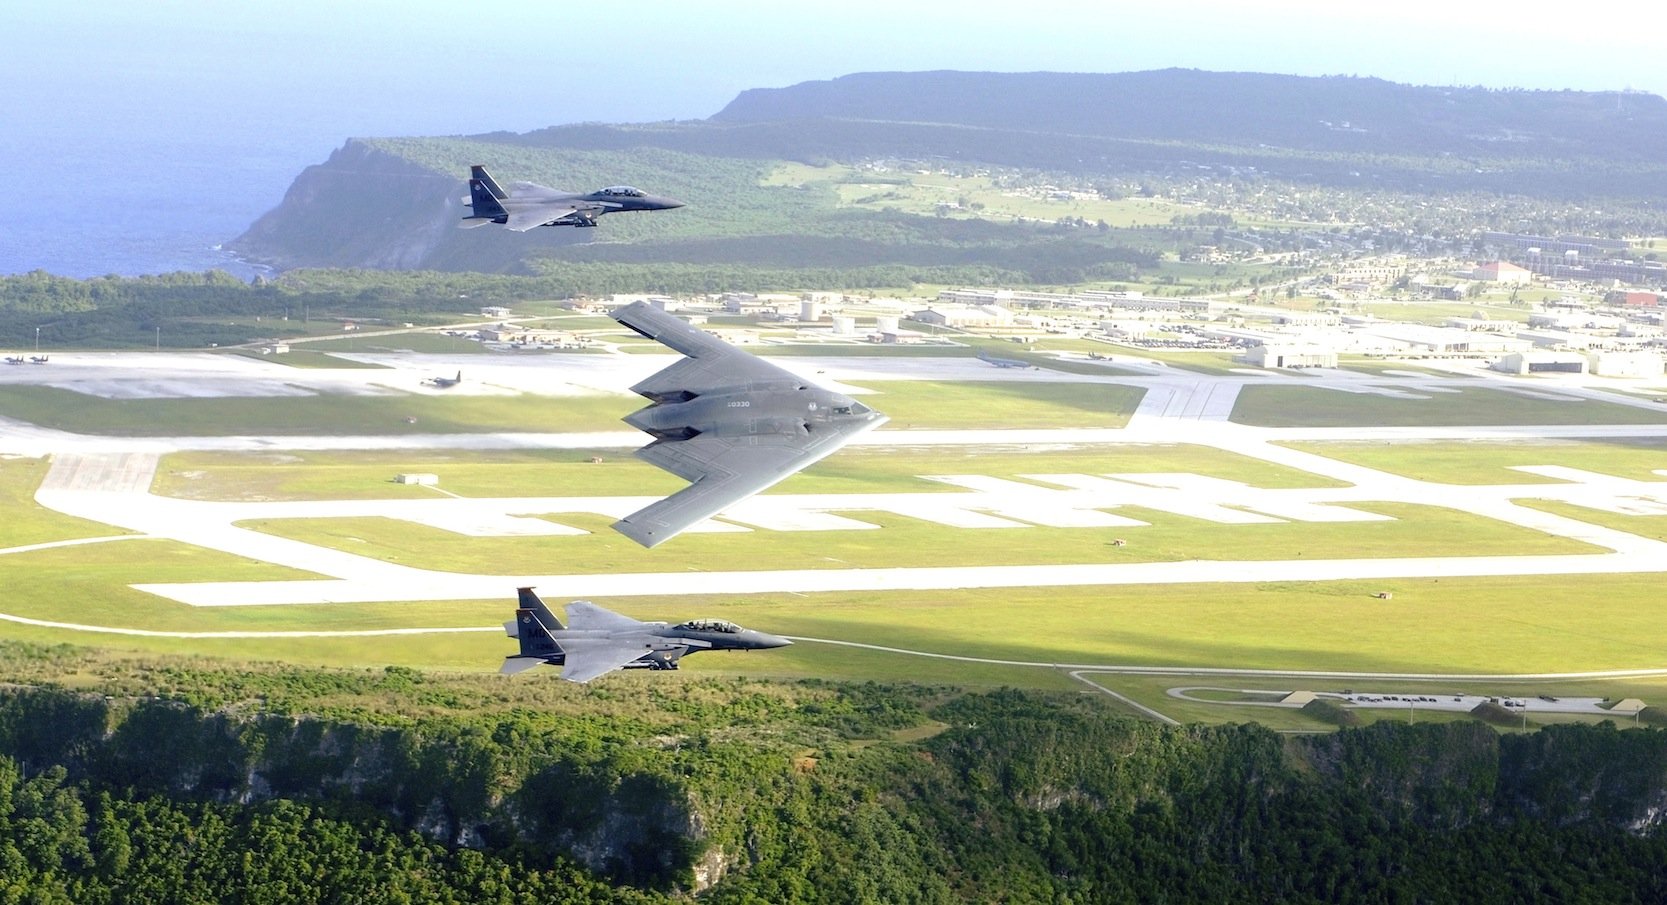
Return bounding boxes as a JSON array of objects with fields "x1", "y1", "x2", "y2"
[
  {"x1": 500, "y1": 588, "x2": 791, "y2": 683},
  {"x1": 459, "y1": 165, "x2": 684, "y2": 230}
]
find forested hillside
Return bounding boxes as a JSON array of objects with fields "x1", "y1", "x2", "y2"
[
  {"x1": 230, "y1": 137, "x2": 1155, "y2": 277},
  {"x1": 716, "y1": 70, "x2": 1667, "y2": 161},
  {"x1": 3, "y1": 644, "x2": 1666, "y2": 902},
  {"x1": 228, "y1": 69, "x2": 1667, "y2": 275}
]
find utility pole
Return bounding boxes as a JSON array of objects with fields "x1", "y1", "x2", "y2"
[{"x1": 35, "y1": 326, "x2": 40, "y2": 352}]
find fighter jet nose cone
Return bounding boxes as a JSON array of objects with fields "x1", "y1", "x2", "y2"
[
  {"x1": 665, "y1": 198, "x2": 686, "y2": 209},
  {"x1": 758, "y1": 634, "x2": 793, "y2": 649}
]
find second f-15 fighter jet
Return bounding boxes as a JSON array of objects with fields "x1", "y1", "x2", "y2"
[
  {"x1": 459, "y1": 165, "x2": 684, "y2": 231},
  {"x1": 609, "y1": 300, "x2": 889, "y2": 547},
  {"x1": 500, "y1": 587, "x2": 792, "y2": 683}
]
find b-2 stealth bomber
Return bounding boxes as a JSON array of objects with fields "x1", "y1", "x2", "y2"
[
  {"x1": 459, "y1": 165, "x2": 684, "y2": 231},
  {"x1": 608, "y1": 300, "x2": 889, "y2": 547},
  {"x1": 500, "y1": 587, "x2": 792, "y2": 683}
]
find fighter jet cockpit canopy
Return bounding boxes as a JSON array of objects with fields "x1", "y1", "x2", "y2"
[
  {"x1": 675, "y1": 619, "x2": 741, "y2": 634},
  {"x1": 599, "y1": 186, "x2": 646, "y2": 197}
]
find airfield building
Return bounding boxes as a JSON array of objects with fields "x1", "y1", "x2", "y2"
[
  {"x1": 1516, "y1": 329, "x2": 1596, "y2": 350},
  {"x1": 1493, "y1": 351, "x2": 1588, "y2": 375},
  {"x1": 910, "y1": 306, "x2": 1015, "y2": 327},
  {"x1": 1482, "y1": 232, "x2": 1630, "y2": 256},
  {"x1": 1272, "y1": 312, "x2": 1340, "y2": 327},
  {"x1": 1589, "y1": 350, "x2": 1666, "y2": 379},
  {"x1": 1607, "y1": 290, "x2": 1662, "y2": 307},
  {"x1": 1081, "y1": 291, "x2": 1214, "y2": 314},
  {"x1": 1360, "y1": 324, "x2": 1529, "y2": 355},
  {"x1": 1246, "y1": 344, "x2": 1337, "y2": 369},
  {"x1": 1474, "y1": 261, "x2": 1533, "y2": 284},
  {"x1": 1335, "y1": 263, "x2": 1404, "y2": 286}
]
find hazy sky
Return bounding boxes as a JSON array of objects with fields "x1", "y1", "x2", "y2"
[{"x1": 5, "y1": 0, "x2": 1663, "y2": 140}]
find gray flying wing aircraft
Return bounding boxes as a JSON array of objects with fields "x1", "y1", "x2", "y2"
[
  {"x1": 459, "y1": 165, "x2": 684, "y2": 231},
  {"x1": 500, "y1": 587, "x2": 791, "y2": 683},
  {"x1": 609, "y1": 300, "x2": 889, "y2": 547}
]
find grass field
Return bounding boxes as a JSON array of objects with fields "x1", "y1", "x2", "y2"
[
  {"x1": 6, "y1": 447, "x2": 1667, "y2": 709},
  {"x1": 762, "y1": 162, "x2": 1188, "y2": 227},
  {"x1": 1513, "y1": 499, "x2": 1667, "y2": 543},
  {"x1": 1282, "y1": 438, "x2": 1667, "y2": 484},
  {"x1": 0, "y1": 380, "x2": 1145, "y2": 437},
  {"x1": 235, "y1": 501, "x2": 1595, "y2": 576},
  {"x1": 753, "y1": 339, "x2": 1152, "y2": 376},
  {"x1": 1356, "y1": 302, "x2": 1534, "y2": 325},
  {"x1": 0, "y1": 386, "x2": 636, "y2": 436},
  {"x1": 300, "y1": 333, "x2": 490, "y2": 354},
  {"x1": 849, "y1": 380, "x2": 1143, "y2": 429},
  {"x1": 153, "y1": 443, "x2": 1346, "y2": 502},
  {"x1": 11, "y1": 370, "x2": 1667, "y2": 725},
  {"x1": 1232, "y1": 386, "x2": 1667, "y2": 427},
  {"x1": 0, "y1": 457, "x2": 137, "y2": 547},
  {"x1": 8, "y1": 571, "x2": 1667, "y2": 699}
]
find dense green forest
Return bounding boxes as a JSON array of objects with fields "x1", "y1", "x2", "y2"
[
  {"x1": 3, "y1": 643, "x2": 1666, "y2": 902},
  {"x1": 0, "y1": 265, "x2": 962, "y2": 349},
  {"x1": 713, "y1": 71, "x2": 1667, "y2": 164},
  {"x1": 0, "y1": 270, "x2": 476, "y2": 349},
  {"x1": 231, "y1": 137, "x2": 1168, "y2": 277},
  {"x1": 219, "y1": 70, "x2": 1667, "y2": 275}
]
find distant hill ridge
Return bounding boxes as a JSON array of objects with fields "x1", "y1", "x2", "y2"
[
  {"x1": 230, "y1": 69, "x2": 1667, "y2": 273},
  {"x1": 713, "y1": 69, "x2": 1667, "y2": 159}
]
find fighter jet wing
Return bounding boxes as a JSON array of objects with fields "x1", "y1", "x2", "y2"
[
  {"x1": 505, "y1": 205, "x2": 581, "y2": 232},
  {"x1": 613, "y1": 300, "x2": 791, "y2": 396},
  {"x1": 615, "y1": 416, "x2": 885, "y2": 547},
  {"x1": 556, "y1": 639, "x2": 659, "y2": 684},
  {"x1": 565, "y1": 601, "x2": 645, "y2": 632}
]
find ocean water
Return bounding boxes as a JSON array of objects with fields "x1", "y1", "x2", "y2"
[
  {"x1": 0, "y1": 92, "x2": 340, "y2": 279},
  {"x1": 0, "y1": 4, "x2": 723, "y2": 281}
]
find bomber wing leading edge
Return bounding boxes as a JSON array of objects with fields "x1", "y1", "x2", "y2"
[{"x1": 609, "y1": 301, "x2": 888, "y2": 547}]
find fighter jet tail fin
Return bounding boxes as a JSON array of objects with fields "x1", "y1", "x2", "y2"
[
  {"x1": 517, "y1": 587, "x2": 564, "y2": 630},
  {"x1": 470, "y1": 165, "x2": 510, "y2": 200},
  {"x1": 466, "y1": 178, "x2": 509, "y2": 220},
  {"x1": 509, "y1": 587, "x2": 564, "y2": 660}
]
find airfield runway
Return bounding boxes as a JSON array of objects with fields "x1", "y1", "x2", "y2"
[{"x1": 9, "y1": 349, "x2": 1667, "y2": 609}]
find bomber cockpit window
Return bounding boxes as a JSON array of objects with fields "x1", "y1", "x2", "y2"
[
  {"x1": 832, "y1": 401, "x2": 871, "y2": 416},
  {"x1": 677, "y1": 619, "x2": 740, "y2": 633}
]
